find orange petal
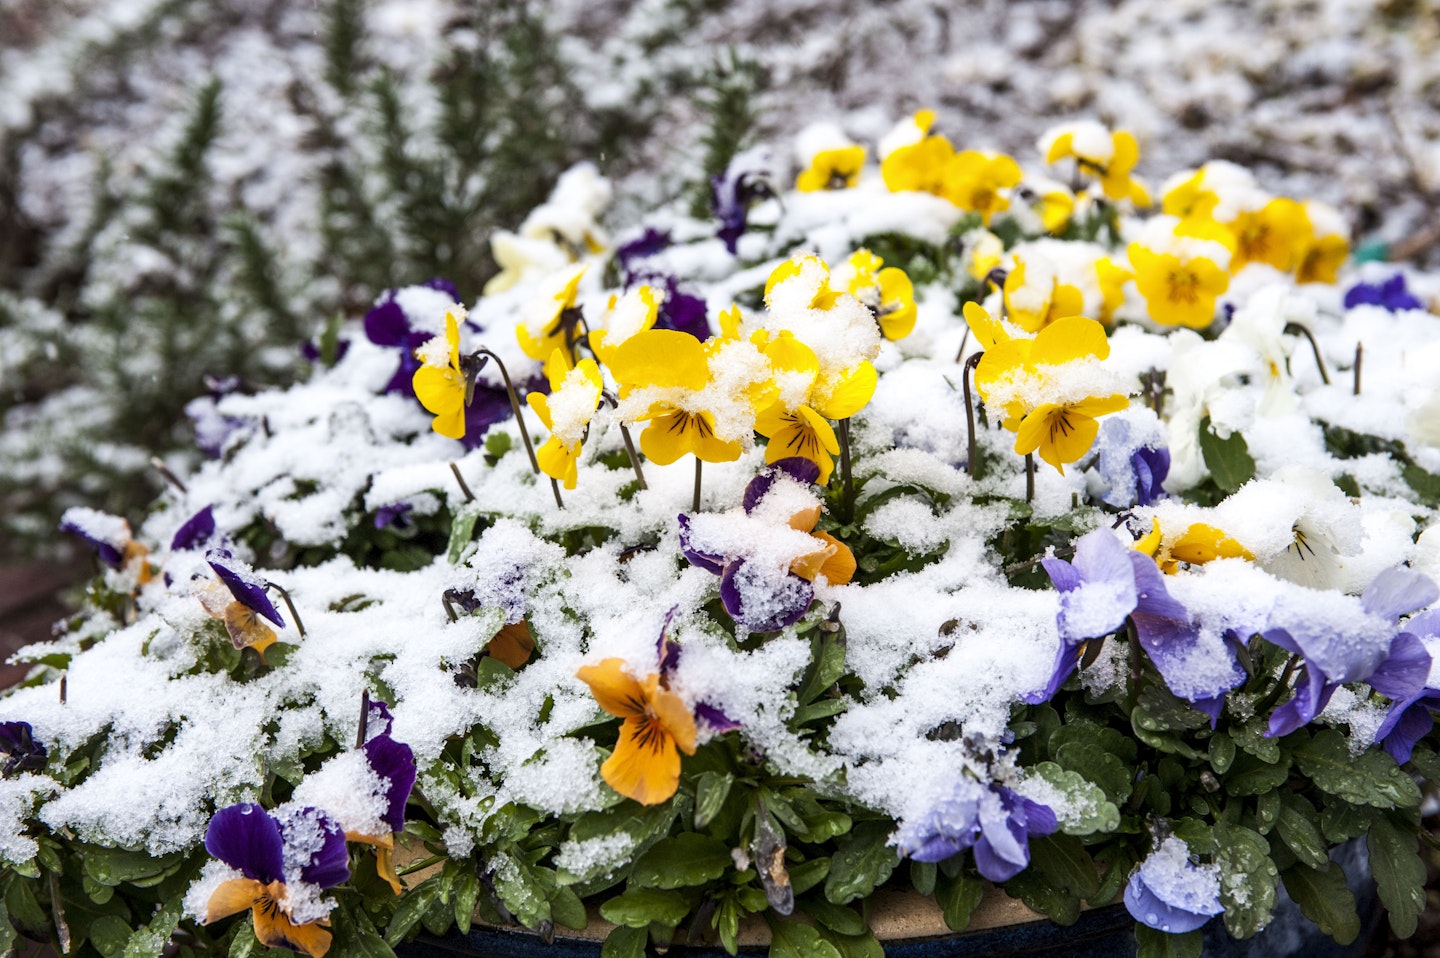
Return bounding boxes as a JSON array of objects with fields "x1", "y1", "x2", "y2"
[
  {"x1": 486, "y1": 622, "x2": 536, "y2": 669},
  {"x1": 601, "y1": 715, "x2": 683, "y2": 805},
  {"x1": 576, "y1": 659, "x2": 646, "y2": 719},
  {"x1": 252, "y1": 897, "x2": 332, "y2": 958},
  {"x1": 205, "y1": 878, "x2": 267, "y2": 924},
  {"x1": 224, "y1": 603, "x2": 278, "y2": 656},
  {"x1": 812, "y1": 532, "x2": 856, "y2": 586},
  {"x1": 644, "y1": 678, "x2": 697, "y2": 755},
  {"x1": 375, "y1": 841, "x2": 402, "y2": 896}
]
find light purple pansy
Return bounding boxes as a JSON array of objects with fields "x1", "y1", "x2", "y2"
[
  {"x1": 897, "y1": 779, "x2": 1057, "y2": 882},
  {"x1": 1369, "y1": 610, "x2": 1440, "y2": 763},
  {"x1": 1265, "y1": 566, "x2": 1436, "y2": 737},
  {"x1": 1124, "y1": 837, "x2": 1224, "y2": 934},
  {"x1": 206, "y1": 549, "x2": 285, "y2": 629}
]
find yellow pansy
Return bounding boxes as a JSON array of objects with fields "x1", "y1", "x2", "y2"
[
  {"x1": 1226, "y1": 198, "x2": 1312, "y2": 273},
  {"x1": 526, "y1": 349, "x2": 603, "y2": 489},
  {"x1": 830, "y1": 249, "x2": 918, "y2": 341},
  {"x1": 1152, "y1": 522, "x2": 1255, "y2": 575},
  {"x1": 1127, "y1": 244, "x2": 1230, "y2": 329},
  {"x1": 755, "y1": 360, "x2": 875, "y2": 484},
  {"x1": 413, "y1": 311, "x2": 467, "y2": 440},
  {"x1": 588, "y1": 285, "x2": 659, "y2": 367},
  {"x1": 1042, "y1": 124, "x2": 1150, "y2": 205},
  {"x1": 1003, "y1": 258, "x2": 1086, "y2": 334},
  {"x1": 515, "y1": 265, "x2": 586, "y2": 362},
  {"x1": 1033, "y1": 184, "x2": 1076, "y2": 234},
  {"x1": 881, "y1": 134, "x2": 956, "y2": 196},
  {"x1": 1161, "y1": 169, "x2": 1219, "y2": 221},
  {"x1": 1014, "y1": 396, "x2": 1131, "y2": 474},
  {"x1": 967, "y1": 231, "x2": 1005, "y2": 282},
  {"x1": 796, "y1": 146, "x2": 866, "y2": 192},
  {"x1": 576, "y1": 659, "x2": 697, "y2": 806},
  {"x1": 943, "y1": 151, "x2": 1022, "y2": 224},
  {"x1": 1294, "y1": 201, "x2": 1349, "y2": 284},
  {"x1": 1095, "y1": 257, "x2": 1132, "y2": 324},
  {"x1": 607, "y1": 329, "x2": 744, "y2": 466},
  {"x1": 765, "y1": 255, "x2": 840, "y2": 310}
]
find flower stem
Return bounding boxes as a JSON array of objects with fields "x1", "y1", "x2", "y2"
[
  {"x1": 551, "y1": 477, "x2": 565, "y2": 510},
  {"x1": 477, "y1": 349, "x2": 541, "y2": 475},
  {"x1": 693, "y1": 458, "x2": 703, "y2": 514},
  {"x1": 59, "y1": 670, "x2": 67, "y2": 706},
  {"x1": 266, "y1": 581, "x2": 307, "y2": 638},
  {"x1": 1255, "y1": 654, "x2": 1302, "y2": 714},
  {"x1": 1025, "y1": 453, "x2": 1035, "y2": 503},
  {"x1": 619, "y1": 423, "x2": 647, "y2": 490},
  {"x1": 449, "y1": 462, "x2": 476, "y2": 502},
  {"x1": 149, "y1": 456, "x2": 188, "y2": 494},
  {"x1": 838, "y1": 418, "x2": 854, "y2": 524},
  {"x1": 1353, "y1": 342, "x2": 1363, "y2": 396},
  {"x1": 962, "y1": 351, "x2": 984, "y2": 480},
  {"x1": 1283, "y1": 322, "x2": 1330, "y2": 385},
  {"x1": 355, "y1": 689, "x2": 370, "y2": 748}
]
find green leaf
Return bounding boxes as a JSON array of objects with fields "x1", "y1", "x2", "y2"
[
  {"x1": 81, "y1": 847, "x2": 185, "y2": 887},
  {"x1": 328, "y1": 906, "x2": 397, "y2": 958},
  {"x1": 797, "y1": 634, "x2": 847, "y2": 705},
  {"x1": 630, "y1": 833, "x2": 732, "y2": 889},
  {"x1": 694, "y1": 771, "x2": 734, "y2": 830},
  {"x1": 122, "y1": 898, "x2": 183, "y2": 958},
  {"x1": 1134, "y1": 925, "x2": 1202, "y2": 958},
  {"x1": 89, "y1": 914, "x2": 134, "y2": 957},
  {"x1": 550, "y1": 886, "x2": 588, "y2": 931},
  {"x1": 788, "y1": 858, "x2": 830, "y2": 896},
  {"x1": 909, "y1": 861, "x2": 936, "y2": 897},
  {"x1": 452, "y1": 871, "x2": 480, "y2": 934},
  {"x1": 1401, "y1": 462, "x2": 1440, "y2": 506},
  {"x1": 823, "y1": 822, "x2": 899, "y2": 905},
  {"x1": 0, "y1": 902, "x2": 14, "y2": 957},
  {"x1": 1294, "y1": 730, "x2": 1421, "y2": 808},
  {"x1": 1404, "y1": 744, "x2": 1440, "y2": 784},
  {"x1": 816, "y1": 925, "x2": 885, "y2": 958},
  {"x1": 601, "y1": 924, "x2": 648, "y2": 958},
  {"x1": 599, "y1": 888, "x2": 691, "y2": 928},
  {"x1": 1230, "y1": 721, "x2": 1281, "y2": 764},
  {"x1": 1281, "y1": 862, "x2": 1359, "y2": 945},
  {"x1": 1214, "y1": 822, "x2": 1277, "y2": 938},
  {"x1": 935, "y1": 872, "x2": 984, "y2": 931},
  {"x1": 228, "y1": 921, "x2": 262, "y2": 958},
  {"x1": 1029, "y1": 761, "x2": 1121, "y2": 835},
  {"x1": 385, "y1": 878, "x2": 439, "y2": 945},
  {"x1": 490, "y1": 854, "x2": 552, "y2": 929},
  {"x1": 1368, "y1": 815, "x2": 1426, "y2": 937},
  {"x1": 1274, "y1": 794, "x2": 1327, "y2": 868},
  {"x1": 1199, "y1": 416, "x2": 1256, "y2": 492},
  {"x1": 1053, "y1": 743, "x2": 1133, "y2": 805},
  {"x1": 1222, "y1": 750, "x2": 1290, "y2": 798},
  {"x1": 1003, "y1": 834, "x2": 1099, "y2": 926},
  {"x1": 1135, "y1": 685, "x2": 1211, "y2": 732},
  {"x1": 768, "y1": 917, "x2": 842, "y2": 958},
  {"x1": 1320, "y1": 801, "x2": 1374, "y2": 844},
  {"x1": 803, "y1": 899, "x2": 866, "y2": 936},
  {"x1": 447, "y1": 507, "x2": 480, "y2": 564},
  {"x1": 1208, "y1": 733, "x2": 1236, "y2": 774}
]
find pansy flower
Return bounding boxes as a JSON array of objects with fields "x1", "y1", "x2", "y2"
[
  {"x1": 607, "y1": 329, "x2": 746, "y2": 466},
  {"x1": 828, "y1": 249, "x2": 918, "y2": 341},
  {"x1": 413, "y1": 311, "x2": 470, "y2": 441},
  {"x1": 1264, "y1": 566, "x2": 1437, "y2": 737},
  {"x1": 680, "y1": 458, "x2": 853, "y2": 632},
  {"x1": 200, "y1": 803, "x2": 349, "y2": 957},
  {"x1": 60, "y1": 508, "x2": 152, "y2": 584},
  {"x1": 881, "y1": 132, "x2": 956, "y2": 197},
  {"x1": 201, "y1": 549, "x2": 286, "y2": 656},
  {"x1": 1127, "y1": 217, "x2": 1232, "y2": 329},
  {"x1": 942, "y1": 150, "x2": 1022, "y2": 224},
  {"x1": 1124, "y1": 837, "x2": 1224, "y2": 933},
  {"x1": 710, "y1": 147, "x2": 776, "y2": 254},
  {"x1": 1293, "y1": 201, "x2": 1349, "y2": 284},
  {"x1": 515, "y1": 264, "x2": 586, "y2": 363},
  {"x1": 1343, "y1": 272, "x2": 1424, "y2": 312},
  {"x1": 363, "y1": 280, "x2": 461, "y2": 397},
  {"x1": 170, "y1": 505, "x2": 217, "y2": 551},
  {"x1": 575, "y1": 658, "x2": 697, "y2": 805},
  {"x1": 1094, "y1": 416, "x2": 1170, "y2": 508},
  {"x1": 1225, "y1": 197, "x2": 1311, "y2": 273},
  {"x1": 796, "y1": 145, "x2": 866, "y2": 192},
  {"x1": 1374, "y1": 610, "x2": 1440, "y2": 763},
  {"x1": 527, "y1": 348, "x2": 604, "y2": 489},
  {"x1": 895, "y1": 777, "x2": 1057, "y2": 882},
  {"x1": 1003, "y1": 257, "x2": 1085, "y2": 334},
  {"x1": 294, "y1": 700, "x2": 417, "y2": 896},
  {"x1": 0, "y1": 721, "x2": 47, "y2": 776},
  {"x1": 1040, "y1": 122, "x2": 1150, "y2": 206}
]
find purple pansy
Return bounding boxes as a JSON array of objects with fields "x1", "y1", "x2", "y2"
[
  {"x1": 711, "y1": 150, "x2": 777, "y2": 254},
  {"x1": 1343, "y1": 273, "x2": 1423, "y2": 312},
  {"x1": 373, "y1": 502, "x2": 413, "y2": 531},
  {"x1": 655, "y1": 278, "x2": 711, "y2": 341},
  {"x1": 1094, "y1": 417, "x2": 1169, "y2": 508},
  {"x1": 206, "y1": 549, "x2": 285, "y2": 629},
  {"x1": 1370, "y1": 610, "x2": 1440, "y2": 763},
  {"x1": 615, "y1": 228, "x2": 671, "y2": 283},
  {"x1": 59, "y1": 508, "x2": 130, "y2": 568},
  {"x1": 896, "y1": 779, "x2": 1057, "y2": 882},
  {"x1": 1265, "y1": 566, "x2": 1437, "y2": 737},
  {"x1": 1031, "y1": 529, "x2": 1194, "y2": 704},
  {"x1": 0, "y1": 721, "x2": 47, "y2": 776},
  {"x1": 171, "y1": 505, "x2": 217, "y2": 551},
  {"x1": 1131, "y1": 446, "x2": 1171, "y2": 507},
  {"x1": 1124, "y1": 837, "x2": 1224, "y2": 933},
  {"x1": 359, "y1": 705, "x2": 416, "y2": 835},
  {"x1": 205, "y1": 803, "x2": 349, "y2": 890}
]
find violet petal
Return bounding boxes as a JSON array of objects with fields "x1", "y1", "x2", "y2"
[{"x1": 205, "y1": 803, "x2": 285, "y2": 884}]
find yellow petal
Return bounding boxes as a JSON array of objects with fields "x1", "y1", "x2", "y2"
[
  {"x1": 205, "y1": 878, "x2": 268, "y2": 924},
  {"x1": 536, "y1": 435, "x2": 580, "y2": 488},
  {"x1": 527, "y1": 392, "x2": 554, "y2": 431},
  {"x1": 601, "y1": 716, "x2": 683, "y2": 805},
  {"x1": 375, "y1": 842, "x2": 402, "y2": 897},
  {"x1": 576, "y1": 658, "x2": 646, "y2": 719},
  {"x1": 963, "y1": 301, "x2": 1010, "y2": 349},
  {"x1": 1044, "y1": 131, "x2": 1075, "y2": 165},
  {"x1": 1135, "y1": 519, "x2": 1163, "y2": 557},
  {"x1": 224, "y1": 603, "x2": 278, "y2": 656},
  {"x1": 645, "y1": 676, "x2": 697, "y2": 755},
  {"x1": 791, "y1": 538, "x2": 839, "y2": 581},
  {"x1": 816, "y1": 363, "x2": 877, "y2": 421},
  {"x1": 607, "y1": 329, "x2": 709, "y2": 391},
  {"x1": 1030, "y1": 315, "x2": 1110, "y2": 367},
  {"x1": 811, "y1": 531, "x2": 856, "y2": 585},
  {"x1": 253, "y1": 892, "x2": 333, "y2": 958}
]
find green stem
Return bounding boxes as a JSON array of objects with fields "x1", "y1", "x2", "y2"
[
  {"x1": 619, "y1": 423, "x2": 647, "y2": 490},
  {"x1": 1353, "y1": 342, "x2": 1363, "y2": 396},
  {"x1": 397, "y1": 854, "x2": 445, "y2": 877},
  {"x1": 962, "y1": 352, "x2": 984, "y2": 480},
  {"x1": 477, "y1": 348, "x2": 540, "y2": 475},
  {"x1": 1025, "y1": 453, "x2": 1035, "y2": 503},
  {"x1": 1283, "y1": 322, "x2": 1330, "y2": 385},
  {"x1": 838, "y1": 418, "x2": 854, "y2": 524},
  {"x1": 355, "y1": 689, "x2": 370, "y2": 749},
  {"x1": 265, "y1": 580, "x2": 307, "y2": 638},
  {"x1": 551, "y1": 477, "x2": 565, "y2": 510},
  {"x1": 693, "y1": 458, "x2": 703, "y2": 514},
  {"x1": 449, "y1": 462, "x2": 475, "y2": 502}
]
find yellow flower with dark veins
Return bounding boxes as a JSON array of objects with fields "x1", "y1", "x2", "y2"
[
  {"x1": 1226, "y1": 198, "x2": 1311, "y2": 273},
  {"x1": 1127, "y1": 244, "x2": 1229, "y2": 329},
  {"x1": 515, "y1": 265, "x2": 586, "y2": 362},
  {"x1": 1003, "y1": 258, "x2": 1086, "y2": 334},
  {"x1": 1014, "y1": 396, "x2": 1131, "y2": 474},
  {"x1": 607, "y1": 329, "x2": 745, "y2": 465},
  {"x1": 943, "y1": 151, "x2": 1022, "y2": 224},
  {"x1": 527, "y1": 348, "x2": 603, "y2": 489},
  {"x1": 1137, "y1": 519, "x2": 1255, "y2": 575},
  {"x1": 829, "y1": 249, "x2": 918, "y2": 341},
  {"x1": 1042, "y1": 124, "x2": 1150, "y2": 205},
  {"x1": 796, "y1": 146, "x2": 867, "y2": 192},
  {"x1": 576, "y1": 658, "x2": 697, "y2": 805},
  {"x1": 412, "y1": 311, "x2": 467, "y2": 440}
]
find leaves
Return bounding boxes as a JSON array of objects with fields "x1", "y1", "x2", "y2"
[
  {"x1": 1294, "y1": 730, "x2": 1421, "y2": 809},
  {"x1": 598, "y1": 888, "x2": 691, "y2": 929},
  {"x1": 694, "y1": 771, "x2": 735, "y2": 830},
  {"x1": 1003, "y1": 834, "x2": 1099, "y2": 926},
  {"x1": 768, "y1": 916, "x2": 842, "y2": 958},
  {"x1": 1274, "y1": 793, "x2": 1327, "y2": 869},
  {"x1": 1368, "y1": 814, "x2": 1426, "y2": 937},
  {"x1": 1028, "y1": 761, "x2": 1121, "y2": 835},
  {"x1": 1198, "y1": 416, "x2": 1256, "y2": 492},
  {"x1": 1223, "y1": 751, "x2": 1291, "y2": 797},
  {"x1": 1213, "y1": 821, "x2": 1277, "y2": 938},
  {"x1": 1134, "y1": 925, "x2": 1203, "y2": 958},
  {"x1": 1281, "y1": 862, "x2": 1359, "y2": 945},
  {"x1": 630, "y1": 834, "x2": 732, "y2": 889},
  {"x1": 823, "y1": 822, "x2": 898, "y2": 906},
  {"x1": 935, "y1": 872, "x2": 984, "y2": 931}
]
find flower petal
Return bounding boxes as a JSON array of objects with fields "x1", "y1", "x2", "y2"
[{"x1": 576, "y1": 659, "x2": 647, "y2": 719}]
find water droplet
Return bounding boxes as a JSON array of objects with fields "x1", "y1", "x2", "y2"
[
  {"x1": 1161, "y1": 923, "x2": 1170, "y2": 932},
  {"x1": 1146, "y1": 912, "x2": 1158, "y2": 924}
]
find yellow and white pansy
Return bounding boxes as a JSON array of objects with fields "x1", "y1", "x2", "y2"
[
  {"x1": 587, "y1": 285, "x2": 659, "y2": 367},
  {"x1": 527, "y1": 349, "x2": 604, "y2": 489},
  {"x1": 514, "y1": 264, "x2": 586, "y2": 362},
  {"x1": 1039, "y1": 120, "x2": 1150, "y2": 206},
  {"x1": 1126, "y1": 216, "x2": 1232, "y2": 329}
]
